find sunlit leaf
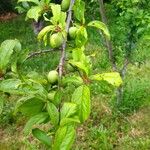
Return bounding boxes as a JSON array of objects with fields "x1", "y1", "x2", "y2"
[
  {"x1": 73, "y1": 0, "x2": 85, "y2": 23},
  {"x1": 61, "y1": 102, "x2": 77, "y2": 120},
  {"x1": 90, "y1": 72, "x2": 122, "y2": 87},
  {"x1": 0, "y1": 39, "x2": 21, "y2": 71},
  {"x1": 24, "y1": 112, "x2": 49, "y2": 136},
  {"x1": 38, "y1": 25, "x2": 54, "y2": 41},
  {"x1": 26, "y1": 6, "x2": 42, "y2": 21},
  {"x1": 53, "y1": 125, "x2": 75, "y2": 150},
  {"x1": 15, "y1": 96, "x2": 45, "y2": 116},
  {"x1": 32, "y1": 128, "x2": 51, "y2": 146},
  {"x1": 51, "y1": 4, "x2": 61, "y2": 24},
  {"x1": 88, "y1": 20, "x2": 110, "y2": 39},
  {"x1": 75, "y1": 27, "x2": 88, "y2": 47},
  {"x1": 47, "y1": 102, "x2": 59, "y2": 126},
  {"x1": 71, "y1": 85, "x2": 90, "y2": 122}
]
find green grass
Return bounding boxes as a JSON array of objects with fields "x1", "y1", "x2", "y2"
[
  {"x1": 0, "y1": 16, "x2": 150, "y2": 150},
  {"x1": 0, "y1": 15, "x2": 60, "y2": 73}
]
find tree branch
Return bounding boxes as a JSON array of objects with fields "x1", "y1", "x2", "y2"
[
  {"x1": 58, "y1": 0, "x2": 75, "y2": 77},
  {"x1": 98, "y1": 0, "x2": 117, "y2": 71},
  {"x1": 26, "y1": 49, "x2": 58, "y2": 60},
  {"x1": 120, "y1": 58, "x2": 130, "y2": 79}
]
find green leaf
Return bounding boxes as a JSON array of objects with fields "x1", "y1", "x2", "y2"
[
  {"x1": 0, "y1": 39, "x2": 21, "y2": 71},
  {"x1": 32, "y1": 128, "x2": 51, "y2": 147},
  {"x1": 51, "y1": 4, "x2": 61, "y2": 24},
  {"x1": 24, "y1": 112, "x2": 49, "y2": 136},
  {"x1": 53, "y1": 125, "x2": 75, "y2": 150},
  {"x1": 38, "y1": 25, "x2": 54, "y2": 41},
  {"x1": 61, "y1": 102, "x2": 77, "y2": 120},
  {"x1": 143, "y1": 35, "x2": 150, "y2": 40},
  {"x1": 0, "y1": 79, "x2": 23, "y2": 94},
  {"x1": 88, "y1": 20, "x2": 110, "y2": 40},
  {"x1": 72, "y1": 47, "x2": 85, "y2": 62},
  {"x1": 60, "y1": 117, "x2": 80, "y2": 126},
  {"x1": 62, "y1": 75, "x2": 83, "y2": 86},
  {"x1": 15, "y1": 96, "x2": 45, "y2": 116},
  {"x1": 59, "y1": 12, "x2": 67, "y2": 28},
  {"x1": 20, "y1": 80, "x2": 48, "y2": 99},
  {"x1": 73, "y1": 0, "x2": 85, "y2": 23},
  {"x1": 18, "y1": 0, "x2": 40, "y2": 5},
  {"x1": 47, "y1": 102, "x2": 59, "y2": 126},
  {"x1": 26, "y1": 6, "x2": 42, "y2": 21},
  {"x1": 75, "y1": 26, "x2": 88, "y2": 47},
  {"x1": 90, "y1": 72, "x2": 122, "y2": 87},
  {"x1": 69, "y1": 60, "x2": 89, "y2": 75},
  {"x1": 71, "y1": 85, "x2": 90, "y2": 122},
  {"x1": 53, "y1": 90, "x2": 63, "y2": 106},
  {"x1": 27, "y1": 71, "x2": 48, "y2": 85}
]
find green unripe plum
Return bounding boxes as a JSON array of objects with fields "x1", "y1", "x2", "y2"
[
  {"x1": 47, "y1": 91, "x2": 56, "y2": 100},
  {"x1": 50, "y1": 33, "x2": 63, "y2": 48},
  {"x1": 69, "y1": 27, "x2": 78, "y2": 39},
  {"x1": 61, "y1": 0, "x2": 70, "y2": 11},
  {"x1": 47, "y1": 70, "x2": 58, "y2": 84}
]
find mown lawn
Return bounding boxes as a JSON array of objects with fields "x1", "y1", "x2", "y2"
[{"x1": 0, "y1": 15, "x2": 150, "y2": 150}]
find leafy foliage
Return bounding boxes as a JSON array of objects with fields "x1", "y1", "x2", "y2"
[{"x1": 0, "y1": 0, "x2": 122, "y2": 149}]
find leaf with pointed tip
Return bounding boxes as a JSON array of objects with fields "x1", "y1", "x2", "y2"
[
  {"x1": 38, "y1": 25, "x2": 54, "y2": 41},
  {"x1": 69, "y1": 60, "x2": 89, "y2": 75},
  {"x1": 15, "y1": 96, "x2": 45, "y2": 117},
  {"x1": 90, "y1": 72, "x2": 122, "y2": 87},
  {"x1": 24, "y1": 112, "x2": 49, "y2": 136},
  {"x1": 26, "y1": 6, "x2": 42, "y2": 21},
  {"x1": 88, "y1": 20, "x2": 110, "y2": 40},
  {"x1": 61, "y1": 102, "x2": 77, "y2": 120},
  {"x1": 0, "y1": 39, "x2": 21, "y2": 71},
  {"x1": 60, "y1": 117, "x2": 80, "y2": 126},
  {"x1": 0, "y1": 79, "x2": 23, "y2": 94},
  {"x1": 75, "y1": 27, "x2": 88, "y2": 47},
  {"x1": 32, "y1": 128, "x2": 51, "y2": 146},
  {"x1": 73, "y1": 0, "x2": 85, "y2": 23},
  {"x1": 51, "y1": 4, "x2": 61, "y2": 25},
  {"x1": 62, "y1": 75, "x2": 83, "y2": 87},
  {"x1": 47, "y1": 102, "x2": 59, "y2": 126},
  {"x1": 71, "y1": 85, "x2": 90, "y2": 122},
  {"x1": 53, "y1": 125, "x2": 76, "y2": 150}
]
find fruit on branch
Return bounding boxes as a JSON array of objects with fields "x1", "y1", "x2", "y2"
[
  {"x1": 48, "y1": 91, "x2": 56, "y2": 100},
  {"x1": 69, "y1": 27, "x2": 78, "y2": 39},
  {"x1": 47, "y1": 70, "x2": 58, "y2": 84},
  {"x1": 61, "y1": 0, "x2": 70, "y2": 11},
  {"x1": 50, "y1": 33, "x2": 64, "y2": 48}
]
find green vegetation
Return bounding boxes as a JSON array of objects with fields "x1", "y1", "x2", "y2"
[{"x1": 0, "y1": 0, "x2": 150, "y2": 149}]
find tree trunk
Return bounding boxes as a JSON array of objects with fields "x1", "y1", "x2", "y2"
[{"x1": 98, "y1": 0, "x2": 117, "y2": 71}]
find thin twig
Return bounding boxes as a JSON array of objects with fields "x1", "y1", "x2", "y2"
[
  {"x1": 26, "y1": 49, "x2": 58, "y2": 60},
  {"x1": 120, "y1": 58, "x2": 130, "y2": 79},
  {"x1": 58, "y1": 0, "x2": 76, "y2": 77},
  {"x1": 98, "y1": 0, "x2": 117, "y2": 71}
]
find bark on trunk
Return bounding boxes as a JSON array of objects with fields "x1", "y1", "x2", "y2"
[{"x1": 98, "y1": 0, "x2": 117, "y2": 71}]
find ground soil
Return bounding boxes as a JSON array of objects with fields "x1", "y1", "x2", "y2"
[{"x1": 0, "y1": 12, "x2": 17, "y2": 21}]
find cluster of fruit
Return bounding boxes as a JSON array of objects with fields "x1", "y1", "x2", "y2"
[
  {"x1": 50, "y1": 26, "x2": 78, "y2": 48},
  {"x1": 49, "y1": 0, "x2": 78, "y2": 48}
]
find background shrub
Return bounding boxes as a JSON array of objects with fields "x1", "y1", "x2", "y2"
[{"x1": 0, "y1": 0, "x2": 17, "y2": 13}]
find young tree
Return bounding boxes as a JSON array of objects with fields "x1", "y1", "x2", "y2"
[
  {"x1": 93, "y1": 0, "x2": 150, "y2": 103},
  {"x1": 0, "y1": 0, "x2": 122, "y2": 149}
]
